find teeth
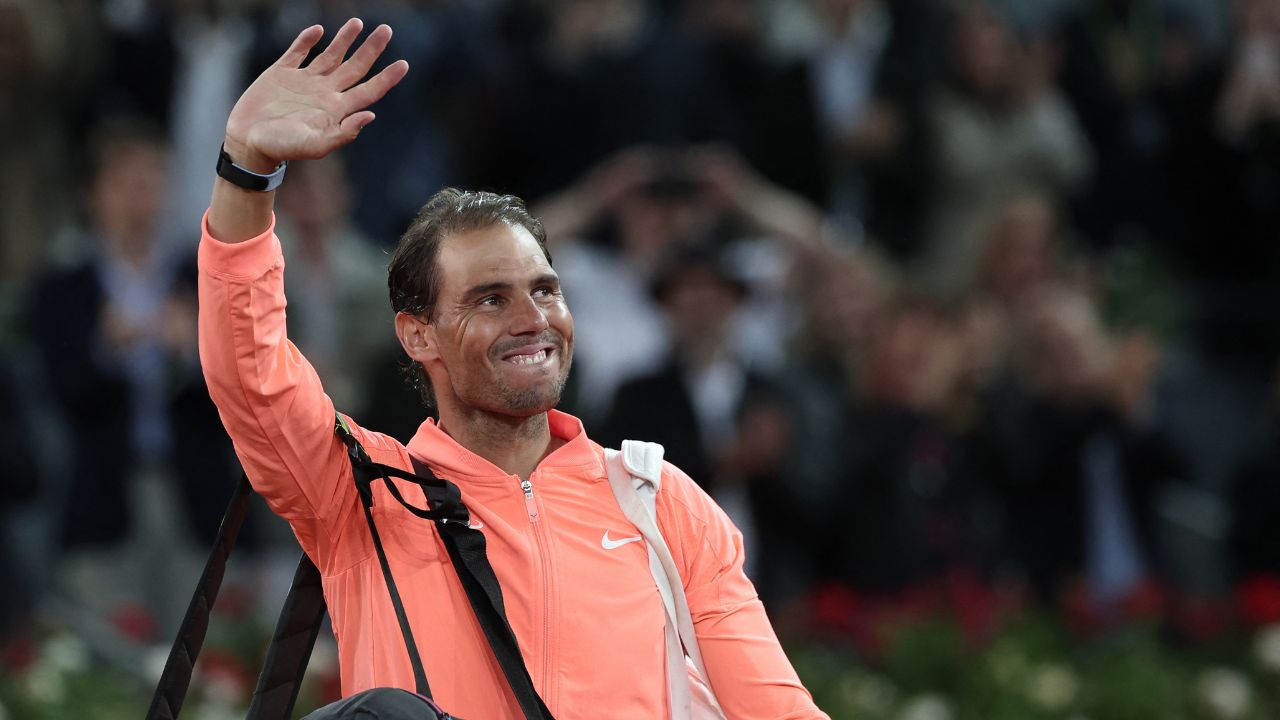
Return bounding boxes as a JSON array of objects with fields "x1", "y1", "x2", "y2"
[{"x1": 510, "y1": 349, "x2": 547, "y2": 366}]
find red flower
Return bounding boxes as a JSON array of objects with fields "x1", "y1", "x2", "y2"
[
  {"x1": 1238, "y1": 574, "x2": 1280, "y2": 626},
  {"x1": 111, "y1": 601, "x2": 158, "y2": 644},
  {"x1": 1120, "y1": 578, "x2": 1167, "y2": 623},
  {"x1": 214, "y1": 582, "x2": 255, "y2": 621},
  {"x1": 0, "y1": 631, "x2": 36, "y2": 673},
  {"x1": 199, "y1": 648, "x2": 255, "y2": 704},
  {"x1": 809, "y1": 582, "x2": 861, "y2": 639},
  {"x1": 944, "y1": 568, "x2": 1013, "y2": 646},
  {"x1": 1170, "y1": 594, "x2": 1231, "y2": 643},
  {"x1": 1059, "y1": 577, "x2": 1100, "y2": 636}
]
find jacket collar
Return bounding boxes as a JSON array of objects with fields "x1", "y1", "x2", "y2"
[{"x1": 405, "y1": 409, "x2": 604, "y2": 485}]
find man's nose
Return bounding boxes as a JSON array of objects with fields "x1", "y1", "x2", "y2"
[{"x1": 509, "y1": 293, "x2": 549, "y2": 335}]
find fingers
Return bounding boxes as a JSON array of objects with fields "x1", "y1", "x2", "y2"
[
  {"x1": 308, "y1": 17, "x2": 364, "y2": 74},
  {"x1": 276, "y1": 25, "x2": 324, "y2": 68},
  {"x1": 338, "y1": 111, "x2": 376, "y2": 141},
  {"x1": 333, "y1": 24, "x2": 393, "y2": 89},
  {"x1": 341, "y1": 59, "x2": 409, "y2": 114}
]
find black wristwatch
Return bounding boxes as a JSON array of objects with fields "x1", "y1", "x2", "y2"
[{"x1": 215, "y1": 144, "x2": 287, "y2": 192}]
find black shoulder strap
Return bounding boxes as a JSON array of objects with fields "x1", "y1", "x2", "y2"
[
  {"x1": 245, "y1": 554, "x2": 326, "y2": 720},
  {"x1": 147, "y1": 473, "x2": 452, "y2": 720},
  {"x1": 335, "y1": 418, "x2": 555, "y2": 720},
  {"x1": 149, "y1": 418, "x2": 555, "y2": 720},
  {"x1": 409, "y1": 456, "x2": 556, "y2": 720},
  {"x1": 145, "y1": 474, "x2": 331, "y2": 720},
  {"x1": 146, "y1": 476, "x2": 253, "y2": 720}
]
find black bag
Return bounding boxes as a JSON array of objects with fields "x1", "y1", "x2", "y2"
[
  {"x1": 302, "y1": 688, "x2": 454, "y2": 720},
  {"x1": 145, "y1": 416, "x2": 555, "y2": 720}
]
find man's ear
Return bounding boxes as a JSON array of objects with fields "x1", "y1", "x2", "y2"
[{"x1": 395, "y1": 312, "x2": 439, "y2": 365}]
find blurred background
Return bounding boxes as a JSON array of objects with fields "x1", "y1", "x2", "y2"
[{"x1": 2, "y1": 0, "x2": 1280, "y2": 718}]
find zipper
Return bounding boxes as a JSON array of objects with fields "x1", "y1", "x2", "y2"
[
  {"x1": 521, "y1": 479, "x2": 539, "y2": 522},
  {"x1": 520, "y1": 472, "x2": 555, "y2": 710}
]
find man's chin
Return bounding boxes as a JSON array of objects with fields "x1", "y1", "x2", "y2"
[
  {"x1": 497, "y1": 361, "x2": 570, "y2": 416},
  {"x1": 492, "y1": 382, "x2": 565, "y2": 417}
]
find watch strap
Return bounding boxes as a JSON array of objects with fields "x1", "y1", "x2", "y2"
[{"x1": 216, "y1": 144, "x2": 287, "y2": 192}]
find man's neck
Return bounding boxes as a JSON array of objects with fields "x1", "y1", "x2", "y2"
[{"x1": 436, "y1": 407, "x2": 563, "y2": 480}]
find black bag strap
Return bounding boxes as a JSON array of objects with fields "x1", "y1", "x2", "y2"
[
  {"x1": 334, "y1": 418, "x2": 555, "y2": 720},
  {"x1": 411, "y1": 457, "x2": 556, "y2": 720},
  {"x1": 145, "y1": 474, "x2": 333, "y2": 720},
  {"x1": 149, "y1": 417, "x2": 555, "y2": 720},
  {"x1": 245, "y1": 554, "x2": 327, "y2": 720},
  {"x1": 358, "y1": 479, "x2": 434, "y2": 697},
  {"x1": 146, "y1": 475, "x2": 253, "y2": 720}
]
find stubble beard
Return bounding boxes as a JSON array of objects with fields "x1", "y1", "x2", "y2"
[
  {"x1": 481, "y1": 334, "x2": 573, "y2": 416},
  {"x1": 497, "y1": 372, "x2": 568, "y2": 414}
]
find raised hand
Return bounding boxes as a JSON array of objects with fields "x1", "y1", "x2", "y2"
[
  {"x1": 223, "y1": 19, "x2": 409, "y2": 172},
  {"x1": 210, "y1": 20, "x2": 408, "y2": 243}
]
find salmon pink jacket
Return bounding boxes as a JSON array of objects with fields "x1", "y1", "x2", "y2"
[{"x1": 197, "y1": 212, "x2": 829, "y2": 719}]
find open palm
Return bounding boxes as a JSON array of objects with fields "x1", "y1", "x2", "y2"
[{"x1": 224, "y1": 19, "x2": 408, "y2": 169}]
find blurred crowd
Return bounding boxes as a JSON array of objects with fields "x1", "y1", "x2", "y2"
[{"x1": 2, "y1": 0, "x2": 1280, "y2": 660}]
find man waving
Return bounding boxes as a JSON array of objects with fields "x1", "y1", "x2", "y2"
[{"x1": 200, "y1": 19, "x2": 827, "y2": 719}]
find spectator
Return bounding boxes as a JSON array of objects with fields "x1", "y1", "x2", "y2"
[
  {"x1": 1148, "y1": 0, "x2": 1280, "y2": 541},
  {"x1": 958, "y1": 190, "x2": 1083, "y2": 403},
  {"x1": 600, "y1": 243, "x2": 794, "y2": 599},
  {"x1": 807, "y1": 0, "x2": 896, "y2": 215},
  {"x1": 771, "y1": 245, "x2": 898, "y2": 604},
  {"x1": 0, "y1": 0, "x2": 98, "y2": 294},
  {"x1": 1161, "y1": 0, "x2": 1280, "y2": 363},
  {"x1": 816, "y1": 296, "x2": 998, "y2": 593},
  {"x1": 802, "y1": 0, "x2": 944, "y2": 255},
  {"x1": 22, "y1": 120, "x2": 238, "y2": 626},
  {"x1": 1056, "y1": 0, "x2": 1209, "y2": 247},
  {"x1": 971, "y1": 190, "x2": 1075, "y2": 307},
  {"x1": 922, "y1": 0, "x2": 1093, "y2": 295},
  {"x1": 783, "y1": 245, "x2": 896, "y2": 501},
  {"x1": 991, "y1": 284, "x2": 1180, "y2": 610},
  {"x1": 535, "y1": 144, "x2": 826, "y2": 422}
]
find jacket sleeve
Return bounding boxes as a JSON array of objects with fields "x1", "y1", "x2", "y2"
[
  {"x1": 657, "y1": 462, "x2": 830, "y2": 720},
  {"x1": 197, "y1": 210, "x2": 391, "y2": 541}
]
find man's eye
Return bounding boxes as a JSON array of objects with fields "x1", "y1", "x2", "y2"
[{"x1": 479, "y1": 295, "x2": 502, "y2": 306}]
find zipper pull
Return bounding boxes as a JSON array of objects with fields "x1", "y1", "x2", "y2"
[{"x1": 521, "y1": 478, "x2": 539, "y2": 523}]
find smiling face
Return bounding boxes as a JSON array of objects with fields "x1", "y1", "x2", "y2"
[{"x1": 401, "y1": 222, "x2": 574, "y2": 419}]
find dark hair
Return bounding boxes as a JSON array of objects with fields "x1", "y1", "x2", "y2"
[{"x1": 387, "y1": 187, "x2": 551, "y2": 408}]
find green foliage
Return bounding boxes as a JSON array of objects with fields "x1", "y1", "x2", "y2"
[
  {"x1": 793, "y1": 610, "x2": 1280, "y2": 720},
  {"x1": 5, "y1": 606, "x2": 1280, "y2": 720},
  {"x1": 0, "y1": 634, "x2": 147, "y2": 720}
]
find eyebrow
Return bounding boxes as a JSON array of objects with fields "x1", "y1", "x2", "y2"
[
  {"x1": 461, "y1": 274, "x2": 560, "y2": 301},
  {"x1": 461, "y1": 281, "x2": 513, "y2": 301}
]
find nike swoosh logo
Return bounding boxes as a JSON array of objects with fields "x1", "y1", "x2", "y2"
[{"x1": 601, "y1": 531, "x2": 642, "y2": 550}]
